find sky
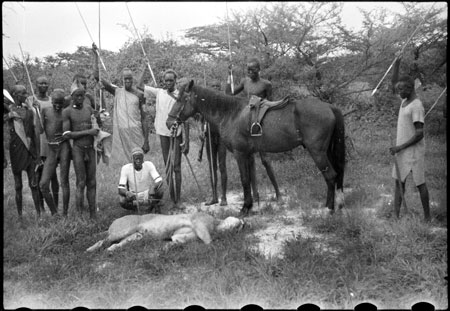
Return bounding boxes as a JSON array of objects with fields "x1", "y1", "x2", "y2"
[{"x1": 1, "y1": 1, "x2": 442, "y2": 62}]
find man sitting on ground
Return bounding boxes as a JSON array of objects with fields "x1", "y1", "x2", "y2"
[{"x1": 118, "y1": 147, "x2": 164, "y2": 213}]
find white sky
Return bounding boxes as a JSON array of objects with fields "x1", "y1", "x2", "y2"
[{"x1": 1, "y1": 1, "x2": 442, "y2": 61}]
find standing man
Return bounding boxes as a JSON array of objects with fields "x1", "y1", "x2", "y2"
[
  {"x1": 40, "y1": 89, "x2": 71, "y2": 217},
  {"x1": 390, "y1": 55, "x2": 430, "y2": 221},
  {"x1": 226, "y1": 58, "x2": 273, "y2": 100},
  {"x1": 64, "y1": 73, "x2": 98, "y2": 111},
  {"x1": 199, "y1": 80, "x2": 228, "y2": 206},
  {"x1": 4, "y1": 85, "x2": 41, "y2": 220},
  {"x1": 62, "y1": 85, "x2": 100, "y2": 219},
  {"x1": 93, "y1": 44, "x2": 149, "y2": 166},
  {"x1": 118, "y1": 147, "x2": 164, "y2": 213},
  {"x1": 137, "y1": 64, "x2": 190, "y2": 209},
  {"x1": 26, "y1": 76, "x2": 59, "y2": 213},
  {"x1": 226, "y1": 58, "x2": 281, "y2": 201}
]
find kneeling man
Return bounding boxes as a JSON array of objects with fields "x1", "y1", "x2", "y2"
[{"x1": 118, "y1": 147, "x2": 163, "y2": 213}]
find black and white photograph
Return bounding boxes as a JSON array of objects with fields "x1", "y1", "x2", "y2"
[{"x1": 2, "y1": 1, "x2": 447, "y2": 309}]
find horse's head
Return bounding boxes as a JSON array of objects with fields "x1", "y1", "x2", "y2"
[{"x1": 166, "y1": 80, "x2": 197, "y2": 130}]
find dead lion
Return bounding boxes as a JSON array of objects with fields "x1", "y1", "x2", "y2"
[{"x1": 86, "y1": 212, "x2": 244, "y2": 252}]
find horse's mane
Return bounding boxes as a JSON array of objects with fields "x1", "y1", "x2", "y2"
[{"x1": 187, "y1": 83, "x2": 246, "y2": 115}]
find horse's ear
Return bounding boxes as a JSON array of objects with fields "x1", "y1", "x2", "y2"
[{"x1": 188, "y1": 80, "x2": 194, "y2": 91}]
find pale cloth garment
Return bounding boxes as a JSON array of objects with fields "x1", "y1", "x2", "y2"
[
  {"x1": 392, "y1": 98, "x2": 425, "y2": 185},
  {"x1": 118, "y1": 161, "x2": 162, "y2": 198},
  {"x1": 111, "y1": 88, "x2": 145, "y2": 165},
  {"x1": 143, "y1": 86, "x2": 182, "y2": 137}
]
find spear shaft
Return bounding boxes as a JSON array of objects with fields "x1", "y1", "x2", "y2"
[{"x1": 125, "y1": 3, "x2": 157, "y2": 85}]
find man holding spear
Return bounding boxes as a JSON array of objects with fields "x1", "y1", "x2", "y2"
[
  {"x1": 390, "y1": 55, "x2": 430, "y2": 221},
  {"x1": 92, "y1": 44, "x2": 149, "y2": 166},
  {"x1": 3, "y1": 84, "x2": 42, "y2": 220}
]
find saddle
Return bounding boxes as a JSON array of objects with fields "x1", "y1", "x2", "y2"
[{"x1": 248, "y1": 95, "x2": 290, "y2": 136}]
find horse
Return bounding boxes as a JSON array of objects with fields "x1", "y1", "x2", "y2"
[{"x1": 166, "y1": 80, "x2": 346, "y2": 216}]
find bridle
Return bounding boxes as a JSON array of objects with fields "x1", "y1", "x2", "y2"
[{"x1": 168, "y1": 88, "x2": 192, "y2": 126}]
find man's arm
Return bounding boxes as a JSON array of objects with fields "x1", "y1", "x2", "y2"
[
  {"x1": 390, "y1": 122, "x2": 424, "y2": 154},
  {"x1": 225, "y1": 73, "x2": 245, "y2": 96},
  {"x1": 92, "y1": 43, "x2": 116, "y2": 96},
  {"x1": 118, "y1": 167, "x2": 135, "y2": 199}
]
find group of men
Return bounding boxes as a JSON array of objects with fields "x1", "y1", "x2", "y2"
[{"x1": 3, "y1": 43, "x2": 431, "y2": 222}]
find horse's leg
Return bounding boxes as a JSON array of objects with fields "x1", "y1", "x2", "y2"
[
  {"x1": 234, "y1": 151, "x2": 253, "y2": 216},
  {"x1": 249, "y1": 154, "x2": 259, "y2": 204},
  {"x1": 259, "y1": 152, "x2": 281, "y2": 201},
  {"x1": 307, "y1": 147, "x2": 337, "y2": 212},
  {"x1": 218, "y1": 139, "x2": 228, "y2": 206}
]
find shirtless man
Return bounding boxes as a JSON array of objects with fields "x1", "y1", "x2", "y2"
[
  {"x1": 62, "y1": 86, "x2": 100, "y2": 219},
  {"x1": 26, "y1": 76, "x2": 59, "y2": 212},
  {"x1": 4, "y1": 85, "x2": 41, "y2": 220},
  {"x1": 227, "y1": 58, "x2": 273, "y2": 100},
  {"x1": 226, "y1": 58, "x2": 281, "y2": 201},
  {"x1": 39, "y1": 89, "x2": 71, "y2": 216},
  {"x1": 63, "y1": 73, "x2": 98, "y2": 111}
]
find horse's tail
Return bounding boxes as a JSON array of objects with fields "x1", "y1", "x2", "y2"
[{"x1": 329, "y1": 105, "x2": 346, "y2": 190}]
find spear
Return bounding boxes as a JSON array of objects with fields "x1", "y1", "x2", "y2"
[
  {"x1": 18, "y1": 42, "x2": 43, "y2": 129},
  {"x1": 3, "y1": 56, "x2": 18, "y2": 83},
  {"x1": 226, "y1": 2, "x2": 234, "y2": 94},
  {"x1": 75, "y1": 2, "x2": 110, "y2": 80},
  {"x1": 371, "y1": 3, "x2": 435, "y2": 96},
  {"x1": 425, "y1": 87, "x2": 447, "y2": 118},
  {"x1": 125, "y1": 2, "x2": 157, "y2": 85}
]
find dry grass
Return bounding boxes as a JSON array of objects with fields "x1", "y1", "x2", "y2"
[{"x1": 3, "y1": 117, "x2": 447, "y2": 309}]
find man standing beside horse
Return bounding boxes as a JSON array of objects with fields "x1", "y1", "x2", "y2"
[
  {"x1": 137, "y1": 63, "x2": 190, "y2": 210},
  {"x1": 226, "y1": 58, "x2": 281, "y2": 201}
]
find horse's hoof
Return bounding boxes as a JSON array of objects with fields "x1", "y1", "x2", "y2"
[
  {"x1": 205, "y1": 199, "x2": 219, "y2": 206},
  {"x1": 220, "y1": 199, "x2": 228, "y2": 206}
]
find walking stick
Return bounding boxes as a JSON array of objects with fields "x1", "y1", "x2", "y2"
[{"x1": 183, "y1": 152, "x2": 204, "y2": 197}]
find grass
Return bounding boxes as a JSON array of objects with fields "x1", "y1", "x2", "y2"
[{"x1": 3, "y1": 116, "x2": 447, "y2": 309}]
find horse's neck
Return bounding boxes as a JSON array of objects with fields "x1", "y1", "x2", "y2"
[{"x1": 194, "y1": 86, "x2": 244, "y2": 130}]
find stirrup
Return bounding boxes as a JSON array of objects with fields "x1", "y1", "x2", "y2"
[{"x1": 250, "y1": 122, "x2": 262, "y2": 136}]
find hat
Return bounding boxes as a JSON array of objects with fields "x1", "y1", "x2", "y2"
[{"x1": 131, "y1": 147, "x2": 144, "y2": 156}]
